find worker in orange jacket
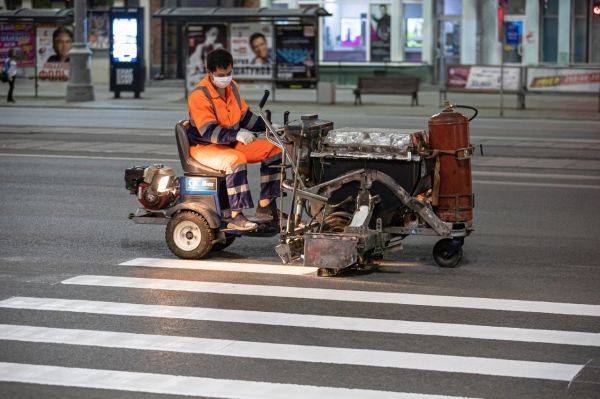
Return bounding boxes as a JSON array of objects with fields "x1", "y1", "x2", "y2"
[{"x1": 187, "y1": 49, "x2": 282, "y2": 231}]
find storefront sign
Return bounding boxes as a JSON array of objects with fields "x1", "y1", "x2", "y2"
[
  {"x1": 446, "y1": 65, "x2": 521, "y2": 91},
  {"x1": 526, "y1": 68, "x2": 600, "y2": 93},
  {"x1": 370, "y1": 3, "x2": 391, "y2": 62},
  {"x1": 275, "y1": 25, "x2": 316, "y2": 87},
  {"x1": 230, "y1": 23, "x2": 273, "y2": 80},
  {"x1": 0, "y1": 23, "x2": 35, "y2": 67},
  {"x1": 36, "y1": 25, "x2": 72, "y2": 82},
  {"x1": 186, "y1": 24, "x2": 227, "y2": 93}
]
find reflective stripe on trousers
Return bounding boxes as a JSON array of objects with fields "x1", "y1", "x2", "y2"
[{"x1": 189, "y1": 139, "x2": 282, "y2": 211}]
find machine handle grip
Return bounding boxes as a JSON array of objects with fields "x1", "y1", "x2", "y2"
[
  {"x1": 283, "y1": 111, "x2": 290, "y2": 125},
  {"x1": 265, "y1": 109, "x2": 272, "y2": 123},
  {"x1": 454, "y1": 105, "x2": 478, "y2": 121},
  {"x1": 259, "y1": 90, "x2": 270, "y2": 109}
]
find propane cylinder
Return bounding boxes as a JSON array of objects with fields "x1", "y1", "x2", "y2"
[{"x1": 428, "y1": 101, "x2": 474, "y2": 222}]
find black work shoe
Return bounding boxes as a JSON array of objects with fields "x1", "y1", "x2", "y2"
[
  {"x1": 225, "y1": 213, "x2": 258, "y2": 231},
  {"x1": 255, "y1": 200, "x2": 285, "y2": 222}
]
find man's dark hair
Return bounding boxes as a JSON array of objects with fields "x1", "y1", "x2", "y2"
[
  {"x1": 249, "y1": 32, "x2": 266, "y2": 47},
  {"x1": 206, "y1": 49, "x2": 233, "y2": 72},
  {"x1": 7, "y1": 48, "x2": 15, "y2": 57}
]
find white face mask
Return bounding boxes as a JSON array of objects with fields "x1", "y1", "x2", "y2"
[{"x1": 212, "y1": 74, "x2": 232, "y2": 89}]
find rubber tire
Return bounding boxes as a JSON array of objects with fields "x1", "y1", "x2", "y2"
[
  {"x1": 166, "y1": 211, "x2": 213, "y2": 259},
  {"x1": 432, "y1": 238, "x2": 463, "y2": 268},
  {"x1": 212, "y1": 235, "x2": 236, "y2": 252}
]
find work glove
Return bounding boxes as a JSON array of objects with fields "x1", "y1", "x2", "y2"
[{"x1": 236, "y1": 129, "x2": 256, "y2": 145}]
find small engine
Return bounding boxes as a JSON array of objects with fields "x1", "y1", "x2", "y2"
[{"x1": 124, "y1": 164, "x2": 178, "y2": 210}]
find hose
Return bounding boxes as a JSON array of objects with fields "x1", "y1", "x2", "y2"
[{"x1": 453, "y1": 105, "x2": 479, "y2": 121}]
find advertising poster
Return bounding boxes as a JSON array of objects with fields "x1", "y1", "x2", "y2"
[
  {"x1": 186, "y1": 24, "x2": 227, "y2": 93},
  {"x1": 526, "y1": 68, "x2": 600, "y2": 93},
  {"x1": 0, "y1": 23, "x2": 35, "y2": 67},
  {"x1": 88, "y1": 11, "x2": 109, "y2": 50},
  {"x1": 275, "y1": 25, "x2": 316, "y2": 87},
  {"x1": 370, "y1": 4, "x2": 391, "y2": 61},
  {"x1": 446, "y1": 65, "x2": 521, "y2": 91},
  {"x1": 230, "y1": 23, "x2": 273, "y2": 80},
  {"x1": 36, "y1": 25, "x2": 73, "y2": 82}
]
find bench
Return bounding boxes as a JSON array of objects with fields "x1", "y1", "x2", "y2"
[{"x1": 353, "y1": 76, "x2": 420, "y2": 106}]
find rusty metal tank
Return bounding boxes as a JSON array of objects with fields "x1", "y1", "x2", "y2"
[{"x1": 428, "y1": 102, "x2": 474, "y2": 222}]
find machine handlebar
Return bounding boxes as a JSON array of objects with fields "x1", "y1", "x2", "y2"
[{"x1": 259, "y1": 90, "x2": 270, "y2": 109}]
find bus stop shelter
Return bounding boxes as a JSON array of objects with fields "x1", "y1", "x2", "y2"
[
  {"x1": 0, "y1": 8, "x2": 74, "y2": 97},
  {"x1": 153, "y1": 6, "x2": 331, "y2": 99}
]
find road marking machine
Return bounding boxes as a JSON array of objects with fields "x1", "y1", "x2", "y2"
[{"x1": 124, "y1": 91, "x2": 477, "y2": 276}]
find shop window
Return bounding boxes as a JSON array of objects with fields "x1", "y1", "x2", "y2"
[
  {"x1": 438, "y1": 0, "x2": 461, "y2": 15},
  {"x1": 504, "y1": 0, "x2": 525, "y2": 15},
  {"x1": 322, "y1": 0, "x2": 368, "y2": 61},
  {"x1": 403, "y1": 2, "x2": 423, "y2": 62},
  {"x1": 572, "y1": 0, "x2": 588, "y2": 63},
  {"x1": 540, "y1": 0, "x2": 558, "y2": 63}
]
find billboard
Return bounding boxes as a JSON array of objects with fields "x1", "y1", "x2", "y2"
[
  {"x1": 370, "y1": 4, "x2": 391, "y2": 61},
  {"x1": 111, "y1": 17, "x2": 138, "y2": 62},
  {"x1": 186, "y1": 24, "x2": 227, "y2": 93},
  {"x1": 0, "y1": 23, "x2": 35, "y2": 68},
  {"x1": 88, "y1": 11, "x2": 110, "y2": 50},
  {"x1": 275, "y1": 25, "x2": 316, "y2": 87},
  {"x1": 230, "y1": 23, "x2": 272, "y2": 80},
  {"x1": 36, "y1": 25, "x2": 72, "y2": 82},
  {"x1": 526, "y1": 68, "x2": 600, "y2": 93},
  {"x1": 446, "y1": 65, "x2": 522, "y2": 91}
]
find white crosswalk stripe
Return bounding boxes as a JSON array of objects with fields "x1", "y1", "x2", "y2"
[
  {"x1": 62, "y1": 274, "x2": 600, "y2": 316},
  {"x1": 0, "y1": 362, "x2": 475, "y2": 399},
  {"x1": 1, "y1": 259, "x2": 598, "y2": 398},
  {"x1": 0, "y1": 324, "x2": 583, "y2": 381},
  {"x1": 1, "y1": 297, "x2": 598, "y2": 347},
  {"x1": 119, "y1": 257, "x2": 319, "y2": 275}
]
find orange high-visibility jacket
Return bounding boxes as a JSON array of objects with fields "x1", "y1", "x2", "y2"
[{"x1": 187, "y1": 75, "x2": 263, "y2": 146}]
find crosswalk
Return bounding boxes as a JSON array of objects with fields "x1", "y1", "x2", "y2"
[{"x1": 0, "y1": 257, "x2": 597, "y2": 398}]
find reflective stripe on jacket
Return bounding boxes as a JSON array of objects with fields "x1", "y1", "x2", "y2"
[{"x1": 187, "y1": 75, "x2": 264, "y2": 146}]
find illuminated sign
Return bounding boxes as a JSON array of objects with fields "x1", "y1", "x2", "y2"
[{"x1": 112, "y1": 18, "x2": 138, "y2": 62}]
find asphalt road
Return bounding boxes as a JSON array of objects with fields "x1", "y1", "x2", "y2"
[{"x1": 0, "y1": 107, "x2": 599, "y2": 399}]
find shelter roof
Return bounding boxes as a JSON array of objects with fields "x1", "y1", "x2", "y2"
[
  {"x1": 153, "y1": 6, "x2": 331, "y2": 21},
  {"x1": 0, "y1": 8, "x2": 73, "y2": 23}
]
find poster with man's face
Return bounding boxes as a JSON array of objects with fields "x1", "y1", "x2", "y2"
[
  {"x1": 186, "y1": 24, "x2": 227, "y2": 93},
  {"x1": 230, "y1": 23, "x2": 273, "y2": 80},
  {"x1": 36, "y1": 25, "x2": 73, "y2": 82},
  {"x1": 370, "y1": 3, "x2": 391, "y2": 61}
]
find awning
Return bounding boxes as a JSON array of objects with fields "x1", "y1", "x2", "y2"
[
  {"x1": 0, "y1": 8, "x2": 74, "y2": 23},
  {"x1": 153, "y1": 6, "x2": 331, "y2": 21}
]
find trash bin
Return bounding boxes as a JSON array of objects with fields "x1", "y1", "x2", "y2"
[{"x1": 317, "y1": 81, "x2": 336, "y2": 104}]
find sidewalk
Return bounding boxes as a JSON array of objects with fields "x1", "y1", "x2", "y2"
[{"x1": 1, "y1": 78, "x2": 599, "y2": 121}]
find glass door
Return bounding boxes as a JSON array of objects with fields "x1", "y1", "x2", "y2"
[
  {"x1": 436, "y1": 19, "x2": 460, "y2": 83},
  {"x1": 503, "y1": 17, "x2": 524, "y2": 64}
]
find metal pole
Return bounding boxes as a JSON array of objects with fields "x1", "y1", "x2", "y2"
[
  {"x1": 66, "y1": 0, "x2": 95, "y2": 101},
  {"x1": 499, "y1": 5, "x2": 504, "y2": 117}
]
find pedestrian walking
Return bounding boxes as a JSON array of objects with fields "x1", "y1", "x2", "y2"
[{"x1": 3, "y1": 49, "x2": 18, "y2": 103}]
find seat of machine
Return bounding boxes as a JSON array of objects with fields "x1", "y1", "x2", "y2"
[{"x1": 175, "y1": 120, "x2": 226, "y2": 177}]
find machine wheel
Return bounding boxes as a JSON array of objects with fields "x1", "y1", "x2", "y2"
[
  {"x1": 432, "y1": 238, "x2": 463, "y2": 268},
  {"x1": 317, "y1": 268, "x2": 340, "y2": 277},
  {"x1": 166, "y1": 211, "x2": 213, "y2": 259},
  {"x1": 212, "y1": 235, "x2": 236, "y2": 252}
]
